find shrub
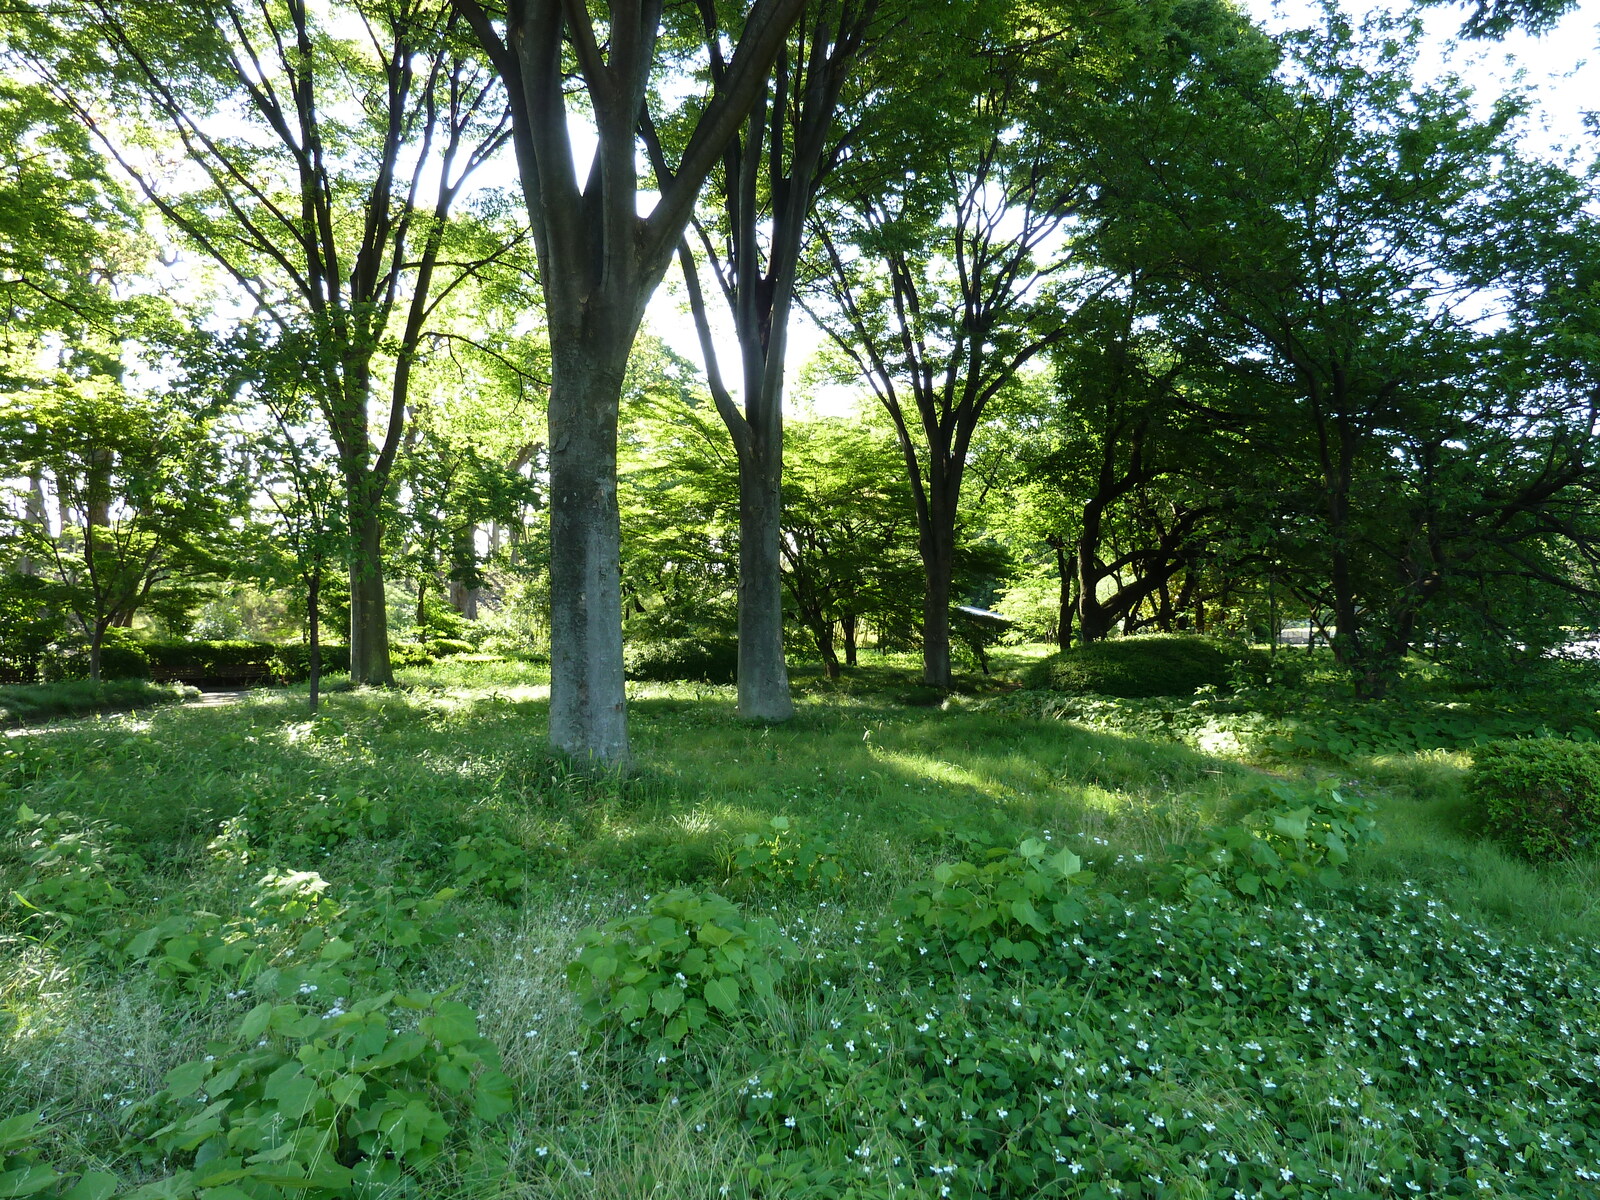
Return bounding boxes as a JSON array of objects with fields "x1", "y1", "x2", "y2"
[
  {"x1": 1161, "y1": 779, "x2": 1382, "y2": 901},
  {"x1": 0, "y1": 572, "x2": 69, "y2": 680},
  {"x1": 883, "y1": 838, "x2": 1090, "y2": 973},
  {"x1": 624, "y1": 636, "x2": 739, "y2": 684},
  {"x1": 270, "y1": 643, "x2": 352, "y2": 683},
  {"x1": 729, "y1": 816, "x2": 853, "y2": 894},
  {"x1": 1468, "y1": 738, "x2": 1600, "y2": 861},
  {"x1": 1023, "y1": 634, "x2": 1239, "y2": 698},
  {"x1": 130, "y1": 985, "x2": 511, "y2": 1198},
  {"x1": 390, "y1": 641, "x2": 436, "y2": 668},
  {"x1": 140, "y1": 639, "x2": 277, "y2": 683}
]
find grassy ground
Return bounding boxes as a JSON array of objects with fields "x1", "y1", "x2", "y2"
[
  {"x1": 3, "y1": 652, "x2": 1599, "y2": 1199},
  {"x1": 0, "y1": 679, "x2": 197, "y2": 727}
]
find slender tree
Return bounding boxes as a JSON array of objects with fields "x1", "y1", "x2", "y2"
[
  {"x1": 0, "y1": 369, "x2": 238, "y2": 680},
  {"x1": 17, "y1": 0, "x2": 516, "y2": 686},
  {"x1": 804, "y1": 0, "x2": 1144, "y2": 686},
  {"x1": 641, "y1": 0, "x2": 902, "y2": 720}
]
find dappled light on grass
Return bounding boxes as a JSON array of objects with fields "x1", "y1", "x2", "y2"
[{"x1": 6, "y1": 658, "x2": 1600, "y2": 1196}]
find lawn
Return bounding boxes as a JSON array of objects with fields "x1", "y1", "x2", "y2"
[{"x1": 3, "y1": 653, "x2": 1599, "y2": 1199}]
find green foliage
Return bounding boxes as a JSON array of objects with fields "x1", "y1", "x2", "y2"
[
  {"x1": 885, "y1": 838, "x2": 1090, "y2": 973},
  {"x1": 566, "y1": 889, "x2": 791, "y2": 1055},
  {"x1": 7, "y1": 803, "x2": 142, "y2": 938},
  {"x1": 729, "y1": 816, "x2": 852, "y2": 894},
  {"x1": 0, "y1": 381, "x2": 239, "y2": 658},
  {"x1": 128, "y1": 988, "x2": 511, "y2": 1200},
  {"x1": 449, "y1": 824, "x2": 535, "y2": 904},
  {"x1": 241, "y1": 789, "x2": 392, "y2": 860},
  {"x1": 1265, "y1": 690, "x2": 1600, "y2": 761},
  {"x1": 1163, "y1": 779, "x2": 1383, "y2": 901},
  {"x1": 0, "y1": 1112, "x2": 115, "y2": 1200},
  {"x1": 38, "y1": 633, "x2": 150, "y2": 681},
  {"x1": 268, "y1": 643, "x2": 352, "y2": 684},
  {"x1": 140, "y1": 640, "x2": 277, "y2": 682},
  {"x1": 624, "y1": 637, "x2": 739, "y2": 684},
  {"x1": 121, "y1": 867, "x2": 459, "y2": 1004},
  {"x1": 0, "y1": 573, "x2": 68, "y2": 680},
  {"x1": 1026, "y1": 634, "x2": 1240, "y2": 697},
  {"x1": 1468, "y1": 739, "x2": 1600, "y2": 861},
  {"x1": 389, "y1": 642, "x2": 437, "y2": 668}
]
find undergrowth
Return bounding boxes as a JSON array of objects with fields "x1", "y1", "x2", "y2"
[
  {"x1": 1, "y1": 656, "x2": 1598, "y2": 1198},
  {"x1": 0, "y1": 680, "x2": 197, "y2": 727}
]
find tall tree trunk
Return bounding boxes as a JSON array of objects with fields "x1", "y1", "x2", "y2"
[
  {"x1": 1076, "y1": 495, "x2": 1113, "y2": 644},
  {"x1": 735, "y1": 440, "x2": 795, "y2": 720},
  {"x1": 1077, "y1": 548, "x2": 1117, "y2": 645},
  {"x1": 816, "y1": 620, "x2": 841, "y2": 680},
  {"x1": 546, "y1": 344, "x2": 630, "y2": 764},
  {"x1": 1051, "y1": 541, "x2": 1075, "y2": 650},
  {"x1": 307, "y1": 569, "x2": 322, "y2": 716},
  {"x1": 448, "y1": 526, "x2": 480, "y2": 619},
  {"x1": 88, "y1": 624, "x2": 105, "y2": 683},
  {"x1": 916, "y1": 470, "x2": 960, "y2": 687},
  {"x1": 346, "y1": 477, "x2": 393, "y2": 687},
  {"x1": 920, "y1": 528, "x2": 954, "y2": 688},
  {"x1": 842, "y1": 613, "x2": 858, "y2": 667},
  {"x1": 19, "y1": 469, "x2": 47, "y2": 576}
]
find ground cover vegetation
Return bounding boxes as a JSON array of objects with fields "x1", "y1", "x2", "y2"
[
  {"x1": 4, "y1": 653, "x2": 1600, "y2": 1199},
  {"x1": 4, "y1": 0, "x2": 1600, "y2": 1193}
]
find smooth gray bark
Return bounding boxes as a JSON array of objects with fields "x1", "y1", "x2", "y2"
[{"x1": 546, "y1": 344, "x2": 631, "y2": 762}]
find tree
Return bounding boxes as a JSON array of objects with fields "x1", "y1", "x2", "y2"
[
  {"x1": 803, "y1": 0, "x2": 1186, "y2": 687},
  {"x1": 644, "y1": 0, "x2": 909, "y2": 720},
  {"x1": 780, "y1": 414, "x2": 922, "y2": 677},
  {"x1": 454, "y1": 0, "x2": 809, "y2": 762},
  {"x1": 617, "y1": 357, "x2": 741, "y2": 651},
  {"x1": 18, "y1": 0, "x2": 517, "y2": 686},
  {"x1": 1089, "y1": 5, "x2": 1600, "y2": 686},
  {"x1": 392, "y1": 421, "x2": 539, "y2": 630},
  {"x1": 1034, "y1": 292, "x2": 1240, "y2": 644},
  {"x1": 0, "y1": 366, "x2": 238, "y2": 680},
  {"x1": 0, "y1": 75, "x2": 137, "y2": 362}
]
